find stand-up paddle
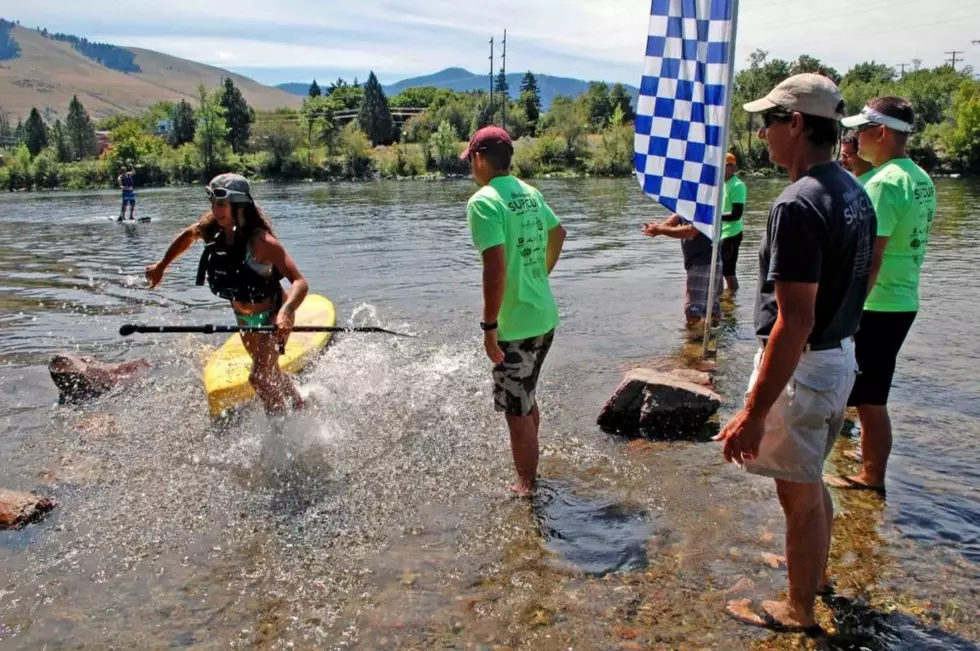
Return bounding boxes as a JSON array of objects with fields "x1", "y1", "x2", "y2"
[{"x1": 119, "y1": 323, "x2": 415, "y2": 338}]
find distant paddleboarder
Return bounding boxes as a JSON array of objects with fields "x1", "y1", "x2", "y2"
[
  {"x1": 145, "y1": 173, "x2": 310, "y2": 412},
  {"x1": 118, "y1": 166, "x2": 136, "y2": 221}
]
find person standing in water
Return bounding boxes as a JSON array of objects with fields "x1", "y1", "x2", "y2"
[
  {"x1": 826, "y1": 97, "x2": 937, "y2": 493},
  {"x1": 720, "y1": 152, "x2": 748, "y2": 296},
  {"x1": 145, "y1": 173, "x2": 309, "y2": 412},
  {"x1": 118, "y1": 166, "x2": 136, "y2": 221},
  {"x1": 463, "y1": 126, "x2": 567, "y2": 497}
]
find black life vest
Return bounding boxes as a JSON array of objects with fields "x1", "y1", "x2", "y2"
[{"x1": 195, "y1": 228, "x2": 283, "y2": 304}]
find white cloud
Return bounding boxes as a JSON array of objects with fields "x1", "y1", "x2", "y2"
[{"x1": 14, "y1": 0, "x2": 980, "y2": 83}]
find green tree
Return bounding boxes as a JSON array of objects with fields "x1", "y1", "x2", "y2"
[
  {"x1": 429, "y1": 119, "x2": 459, "y2": 172},
  {"x1": 943, "y1": 79, "x2": 980, "y2": 172},
  {"x1": 789, "y1": 55, "x2": 841, "y2": 85},
  {"x1": 170, "y1": 99, "x2": 196, "y2": 146},
  {"x1": 338, "y1": 123, "x2": 373, "y2": 178},
  {"x1": 309, "y1": 79, "x2": 322, "y2": 98},
  {"x1": 51, "y1": 119, "x2": 71, "y2": 162},
  {"x1": 219, "y1": 77, "x2": 254, "y2": 154},
  {"x1": 358, "y1": 71, "x2": 393, "y2": 146},
  {"x1": 609, "y1": 83, "x2": 635, "y2": 124},
  {"x1": 0, "y1": 108, "x2": 11, "y2": 143},
  {"x1": 542, "y1": 96, "x2": 588, "y2": 165},
  {"x1": 520, "y1": 72, "x2": 542, "y2": 132},
  {"x1": 495, "y1": 68, "x2": 510, "y2": 97},
  {"x1": 14, "y1": 117, "x2": 25, "y2": 145},
  {"x1": 843, "y1": 61, "x2": 895, "y2": 86},
  {"x1": 195, "y1": 84, "x2": 229, "y2": 178},
  {"x1": 583, "y1": 82, "x2": 613, "y2": 130},
  {"x1": 302, "y1": 95, "x2": 338, "y2": 152},
  {"x1": 253, "y1": 110, "x2": 302, "y2": 175},
  {"x1": 24, "y1": 107, "x2": 48, "y2": 157},
  {"x1": 65, "y1": 95, "x2": 97, "y2": 160}
]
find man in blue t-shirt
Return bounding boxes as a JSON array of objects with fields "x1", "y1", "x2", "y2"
[
  {"x1": 118, "y1": 167, "x2": 136, "y2": 221},
  {"x1": 716, "y1": 74, "x2": 880, "y2": 635}
]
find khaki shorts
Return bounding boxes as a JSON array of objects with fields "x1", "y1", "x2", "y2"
[{"x1": 743, "y1": 339, "x2": 858, "y2": 484}]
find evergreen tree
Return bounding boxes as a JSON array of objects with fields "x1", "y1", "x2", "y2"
[
  {"x1": 520, "y1": 71, "x2": 542, "y2": 131},
  {"x1": 495, "y1": 68, "x2": 510, "y2": 97},
  {"x1": 357, "y1": 71, "x2": 393, "y2": 146},
  {"x1": 309, "y1": 79, "x2": 322, "y2": 97},
  {"x1": 219, "y1": 77, "x2": 254, "y2": 154},
  {"x1": 14, "y1": 117, "x2": 25, "y2": 145},
  {"x1": 65, "y1": 95, "x2": 97, "y2": 160},
  {"x1": 609, "y1": 83, "x2": 635, "y2": 124},
  {"x1": 353, "y1": 77, "x2": 360, "y2": 89},
  {"x1": 51, "y1": 119, "x2": 72, "y2": 162},
  {"x1": 24, "y1": 108, "x2": 48, "y2": 157},
  {"x1": 0, "y1": 108, "x2": 11, "y2": 143},
  {"x1": 169, "y1": 99, "x2": 197, "y2": 146}
]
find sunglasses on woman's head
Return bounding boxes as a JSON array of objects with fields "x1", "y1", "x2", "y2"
[{"x1": 205, "y1": 186, "x2": 249, "y2": 201}]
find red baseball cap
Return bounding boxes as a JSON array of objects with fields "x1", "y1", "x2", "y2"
[{"x1": 460, "y1": 126, "x2": 513, "y2": 161}]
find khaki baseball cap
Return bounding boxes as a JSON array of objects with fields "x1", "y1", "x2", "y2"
[{"x1": 743, "y1": 73, "x2": 844, "y2": 120}]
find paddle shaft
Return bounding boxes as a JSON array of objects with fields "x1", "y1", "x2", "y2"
[{"x1": 119, "y1": 324, "x2": 413, "y2": 337}]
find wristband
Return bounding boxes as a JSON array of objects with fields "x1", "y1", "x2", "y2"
[{"x1": 480, "y1": 321, "x2": 498, "y2": 332}]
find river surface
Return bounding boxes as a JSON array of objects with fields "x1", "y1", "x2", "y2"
[{"x1": 0, "y1": 178, "x2": 977, "y2": 650}]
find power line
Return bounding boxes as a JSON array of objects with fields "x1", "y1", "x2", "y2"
[{"x1": 945, "y1": 50, "x2": 963, "y2": 70}]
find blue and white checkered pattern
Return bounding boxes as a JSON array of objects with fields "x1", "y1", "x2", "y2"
[{"x1": 634, "y1": 0, "x2": 735, "y2": 240}]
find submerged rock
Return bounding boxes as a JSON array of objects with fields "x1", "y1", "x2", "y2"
[
  {"x1": 0, "y1": 488, "x2": 57, "y2": 529},
  {"x1": 48, "y1": 353, "x2": 150, "y2": 404},
  {"x1": 597, "y1": 368, "x2": 721, "y2": 437}
]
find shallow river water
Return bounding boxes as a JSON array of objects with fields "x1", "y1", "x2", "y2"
[{"x1": 0, "y1": 178, "x2": 977, "y2": 650}]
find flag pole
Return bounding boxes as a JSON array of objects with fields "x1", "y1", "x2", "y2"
[{"x1": 701, "y1": 0, "x2": 741, "y2": 357}]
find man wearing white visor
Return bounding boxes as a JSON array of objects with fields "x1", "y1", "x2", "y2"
[{"x1": 826, "y1": 97, "x2": 936, "y2": 494}]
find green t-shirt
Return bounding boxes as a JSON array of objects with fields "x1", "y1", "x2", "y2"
[
  {"x1": 864, "y1": 158, "x2": 936, "y2": 312},
  {"x1": 467, "y1": 175, "x2": 561, "y2": 341},
  {"x1": 720, "y1": 175, "x2": 747, "y2": 240},
  {"x1": 857, "y1": 168, "x2": 877, "y2": 186}
]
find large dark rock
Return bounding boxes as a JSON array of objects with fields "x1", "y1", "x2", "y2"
[
  {"x1": 48, "y1": 353, "x2": 150, "y2": 404},
  {"x1": 0, "y1": 489, "x2": 57, "y2": 529},
  {"x1": 598, "y1": 368, "x2": 721, "y2": 437}
]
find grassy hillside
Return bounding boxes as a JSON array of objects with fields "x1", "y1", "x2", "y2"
[{"x1": 0, "y1": 25, "x2": 300, "y2": 121}]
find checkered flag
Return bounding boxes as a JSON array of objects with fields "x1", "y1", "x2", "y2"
[{"x1": 634, "y1": 0, "x2": 737, "y2": 240}]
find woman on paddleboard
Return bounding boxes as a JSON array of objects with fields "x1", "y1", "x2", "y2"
[{"x1": 145, "y1": 173, "x2": 309, "y2": 412}]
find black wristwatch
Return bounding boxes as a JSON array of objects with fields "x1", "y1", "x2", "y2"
[{"x1": 480, "y1": 321, "x2": 498, "y2": 332}]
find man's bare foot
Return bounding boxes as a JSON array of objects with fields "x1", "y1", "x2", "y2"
[
  {"x1": 824, "y1": 474, "x2": 885, "y2": 494},
  {"x1": 510, "y1": 481, "x2": 535, "y2": 498},
  {"x1": 724, "y1": 598, "x2": 823, "y2": 635}
]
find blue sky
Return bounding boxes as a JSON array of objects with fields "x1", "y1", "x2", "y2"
[{"x1": 11, "y1": 0, "x2": 980, "y2": 85}]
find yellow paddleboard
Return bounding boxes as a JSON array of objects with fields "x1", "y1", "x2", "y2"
[{"x1": 202, "y1": 294, "x2": 336, "y2": 416}]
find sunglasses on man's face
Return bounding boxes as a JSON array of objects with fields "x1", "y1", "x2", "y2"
[
  {"x1": 762, "y1": 111, "x2": 794, "y2": 128},
  {"x1": 854, "y1": 122, "x2": 882, "y2": 134}
]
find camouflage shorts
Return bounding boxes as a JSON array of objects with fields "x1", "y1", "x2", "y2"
[{"x1": 492, "y1": 330, "x2": 555, "y2": 416}]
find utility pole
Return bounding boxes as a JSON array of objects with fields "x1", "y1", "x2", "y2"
[
  {"x1": 489, "y1": 37, "x2": 494, "y2": 116},
  {"x1": 897, "y1": 62, "x2": 909, "y2": 77},
  {"x1": 501, "y1": 29, "x2": 507, "y2": 131},
  {"x1": 944, "y1": 50, "x2": 963, "y2": 70}
]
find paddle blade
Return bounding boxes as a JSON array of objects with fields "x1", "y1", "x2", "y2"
[{"x1": 119, "y1": 324, "x2": 138, "y2": 336}]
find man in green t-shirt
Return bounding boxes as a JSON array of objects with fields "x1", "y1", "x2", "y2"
[
  {"x1": 463, "y1": 126, "x2": 567, "y2": 497},
  {"x1": 719, "y1": 152, "x2": 747, "y2": 296},
  {"x1": 827, "y1": 96, "x2": 936, "y2": 493}
]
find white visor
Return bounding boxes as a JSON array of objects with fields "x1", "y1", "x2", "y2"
[{"x1": 840, "y1": 106, "x2": 914, "y2": 133}]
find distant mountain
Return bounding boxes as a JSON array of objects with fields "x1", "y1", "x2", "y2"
[
  {"x1": 277, "y1": 67, "x2": 638, "y2": 110},
  {"x1": 0, "y1": 23, "x2": 301, "y2": 121}
]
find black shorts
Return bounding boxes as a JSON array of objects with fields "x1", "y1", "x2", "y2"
[
  {"x1": 721, "y1": 232, "x2": 742, "y2": 277},
  {"x1": 848, "y1": 311, "x2": 916, "y2": 407}
]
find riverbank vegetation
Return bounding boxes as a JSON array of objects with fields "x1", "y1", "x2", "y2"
[{"x1": 1, "y1": 52, "x2": 977, "y2": 192}]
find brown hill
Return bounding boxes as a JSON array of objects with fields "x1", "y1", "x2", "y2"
[{"x1": 0, "y1": 25, "x2": 301, "y2": 122}]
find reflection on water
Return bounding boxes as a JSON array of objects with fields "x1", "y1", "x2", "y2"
[{"x1": 0, "y1": 178, "x2": 977, "y2": 649}]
